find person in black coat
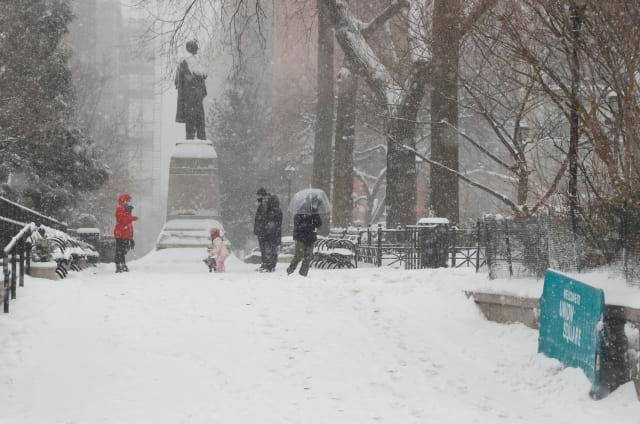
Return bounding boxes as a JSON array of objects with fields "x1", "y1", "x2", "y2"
[
  {"x1": 253, "y1": 187, "x2": 270, "y2": 270},
  {"x1": 262, "y1": 194, "x2": 283, "y2": 271},
  {"x1": 287, "y1": 197, "x2": 322, "y2": 276}
]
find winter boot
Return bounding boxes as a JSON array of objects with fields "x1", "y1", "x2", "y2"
[
  {"x1": 122, "y1": 264, "x2": 129, "y2": 272},
  {"x1": 115, "y1": 263, "x2": 122, "y2": 273}
]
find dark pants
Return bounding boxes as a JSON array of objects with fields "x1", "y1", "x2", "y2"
[
  {"x1": 259, "y1": 239, "x2": 279, "y2": 270},
  {"x1": 287, "y1": 241, "x2": 314, "y2": 276},
  {"x1": 186, "y1": 119, "x2": 206, "y2": 140},
  {"x1": 115, "y1": 239, "x2": 129, "y2": 264}
]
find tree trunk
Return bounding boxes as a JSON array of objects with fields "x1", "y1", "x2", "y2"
[
  {"x1": 386, "y1": 109, "x2": 418, "y2": 228},
  {"x1": 332, "y1": 65, "x2": 357, "y2": 228},
  {"x1": 517, "y1": 171, "x2": 528, "y2": 206},
  {"x1": 430, "y1": 0, "x2": 461, "y2": 223},
  {"x1": 312, "y1": 0, "x2": 335, "y2": 203}
]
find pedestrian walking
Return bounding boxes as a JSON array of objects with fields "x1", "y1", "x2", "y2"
[
  {"x1": 113, "y1": 193, "x2": 138, "y2": 273},
  {"x1": 287, "y1": 195, "x2": 322, "y2": 277}
]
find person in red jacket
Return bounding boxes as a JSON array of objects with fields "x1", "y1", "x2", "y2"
[{"x1": 114, "y1": 193, "x2": 138, "y2": 273}]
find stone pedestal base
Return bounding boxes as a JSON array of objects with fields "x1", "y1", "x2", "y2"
[
  {"x1": 158, "y1": 140, "x2": 223, "y2": 250},
  {"x1": 156, "y1": 218, "x2": 224, "y2": 249},
  {"x1": 166, "y1": 140, "x2": 221, "y2": 221}
]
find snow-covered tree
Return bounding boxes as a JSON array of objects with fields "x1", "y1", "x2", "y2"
[
  {"x1": 0, "y1": 0, "x2": 108, "y2": 216},
  {"x1": 212, "y1": 76, "x2": 271, "y2": 249}
]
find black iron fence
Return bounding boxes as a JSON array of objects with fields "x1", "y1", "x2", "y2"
[
  {"x1": 0, "y1": 198, "x2": 102, "y2": 313},
  {"x1": 327, "y1": 208, "x2": 640, "y2": 281},
  {"x1": 2, "y1": 221, "x2": 34, "y2": 313},
  {"x1": 327, "y1": 223, "x2": 484, "y2": 270},
  {"x1": 0, "y1": 197, "x2": 66, "y2": 253},
  {"x1": 623, "y1": 208, "x2": 640, "y2": 285},
  {"x1": 450, "y1": 224, "x2": 485, "y2": 271},
  {"x1": 482, "y1": 214, "x2": 593, "y2": 280},
  {"x1": 481, "y1": 209, "x2": 640, "y2": 282},
  {"x1": 0, "y1": 197, "x2": 66, "y2": 230}
]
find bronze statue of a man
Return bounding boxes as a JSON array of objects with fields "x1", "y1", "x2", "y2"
[{"x1": 175, "y1": 40, "x2": 208, "y2": 140}]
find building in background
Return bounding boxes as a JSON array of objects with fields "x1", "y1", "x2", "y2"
[
  {"x1": 68, "y1": 0, "x2": 164, "y2": 255},
  {"x1": 119, "y1": 17, "x2": 164, "y2": 256},
  {"x1": 68, "y1": 0, "x2": 97, "y2": 66}
]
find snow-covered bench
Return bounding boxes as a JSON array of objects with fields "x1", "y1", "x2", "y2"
[{"x1": 29, "y1": 225, "x2": 99, "y2": 279}]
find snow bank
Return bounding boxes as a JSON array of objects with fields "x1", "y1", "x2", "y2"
[
  {"x1": 473, "y1": 267, "x2": 640, "y2": 308},
  {"x1": 0, "y1": 252, "x2": 638, "y2": 423}
]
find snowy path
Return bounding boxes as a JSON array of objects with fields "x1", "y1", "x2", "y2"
[{"x1": 1, "y1": 249, "x2": 638, "y2": 423}]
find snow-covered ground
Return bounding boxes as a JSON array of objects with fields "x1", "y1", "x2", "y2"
[{"x1": 1, "y1": 248, "x2": 639, "y2": 423}]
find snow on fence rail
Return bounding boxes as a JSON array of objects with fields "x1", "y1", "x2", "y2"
[
  {"x1": 0, "y1": 196, "x2": 66, "y2": 231},
  {"x1": 1, "y1": 220, "x2": 100, "y2": 313},
  {"x1": 2, "y1": 222, "x2": 36, "y2": 312}
]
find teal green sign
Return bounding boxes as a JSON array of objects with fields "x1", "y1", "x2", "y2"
[{"x1": 538, "y1": 270, "x2": 605, "y2": 387}]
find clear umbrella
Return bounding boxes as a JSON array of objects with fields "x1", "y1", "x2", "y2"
[{"x1": 288, "y1": 188, "x2": 331, "y2": 215}]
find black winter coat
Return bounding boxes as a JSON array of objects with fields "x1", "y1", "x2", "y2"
[
  {"x1": 254, "y1": 200, "x2": 268, "y2": 240},
  {"x1": 264, "y1": 195, "x2": 283, "y2": 244},
  {"x1": 254, "y1": 195, "x2": 283, "y2": 243},
  {"x1": 293, "y1": 213, "x2": 322, "y2": 245}
]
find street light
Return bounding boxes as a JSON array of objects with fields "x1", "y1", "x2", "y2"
[
  {"x1": 518, "y1": 119, "x2": 531, "y2": 143},
  {"x1": 603, "y1": 90, "x2": 619, "y2": 127},
  {"x1": 284, "y1": 164, "x2": 296, "y2": 234},
  {"x1": 568, "y1": 1, "x2": 585, "y2": 244},
  {"x1": 606, "y1": 90, "x2": 619, "y2": 114}
]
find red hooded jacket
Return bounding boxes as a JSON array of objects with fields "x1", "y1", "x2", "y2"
[{"x1": 114, "y1": 194, "x2": 138, "y2": 240}]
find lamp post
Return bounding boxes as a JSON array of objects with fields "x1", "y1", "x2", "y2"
[
  {"x1": 568, "y1": 2, "x2": 585, "y2": 243},
  {"x1": 606, "y1": 91, "x2": 619, "y2": 122},
  {"x1": 284, "y1": 164, "x2": 296, "y2": 234},
  {"x1": 517, "y1": 119, "x2": 531, "y2": 144}
]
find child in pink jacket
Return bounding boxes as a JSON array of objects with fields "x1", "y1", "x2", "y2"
[{"x1": 208, "y1": 228, "x2": 230, "y2": 272}]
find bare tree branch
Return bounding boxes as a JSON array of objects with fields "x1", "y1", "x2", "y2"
[
  {"x1": 401, "y1": 145, "x2": 523, "y2": 215},
  {"x1": 361, "y1": 0, "x2": 410, "y2": 39},
  {"x1": 530, "y1": 156, "x2": 568, "y2": 214},
  {"x1": 322, "y1": 0, "x2": 403, "y2": 106},
  {"x1": 441, "y1": 120, "x2": 512, "y2": 171},
  {"x1": 460, "y1": 0, "x2": 498, "y2": 38}
]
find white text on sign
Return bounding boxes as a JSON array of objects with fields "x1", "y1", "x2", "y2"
[{"x1": 559, "y1": 290, "x2": 582, "y2": 347}]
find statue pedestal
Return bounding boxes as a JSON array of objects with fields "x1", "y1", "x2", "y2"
[{"x1": 156, "y1": 139, "x2": 223, "y2": 249}]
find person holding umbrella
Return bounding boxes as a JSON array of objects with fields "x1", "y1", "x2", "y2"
[{"x1": 287, "y1": 190, "x2": 327, "y2": 276}]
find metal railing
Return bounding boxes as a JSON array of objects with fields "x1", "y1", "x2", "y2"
[
  {"x1": 0, "y1": 198, "x2": 99, "y2": 313},
  {"x1": 0, "y1": 197, "x2": 66, "y2": 257},
  {"x1": 328, "y1": 224, "x2": 485, "y2": 270},
  {"x1": 0, "y1": 197, "x2": 66, "y2": 231},
  {"x1": 2, "y1": 221, "x2": 35, "y2": 313}
]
